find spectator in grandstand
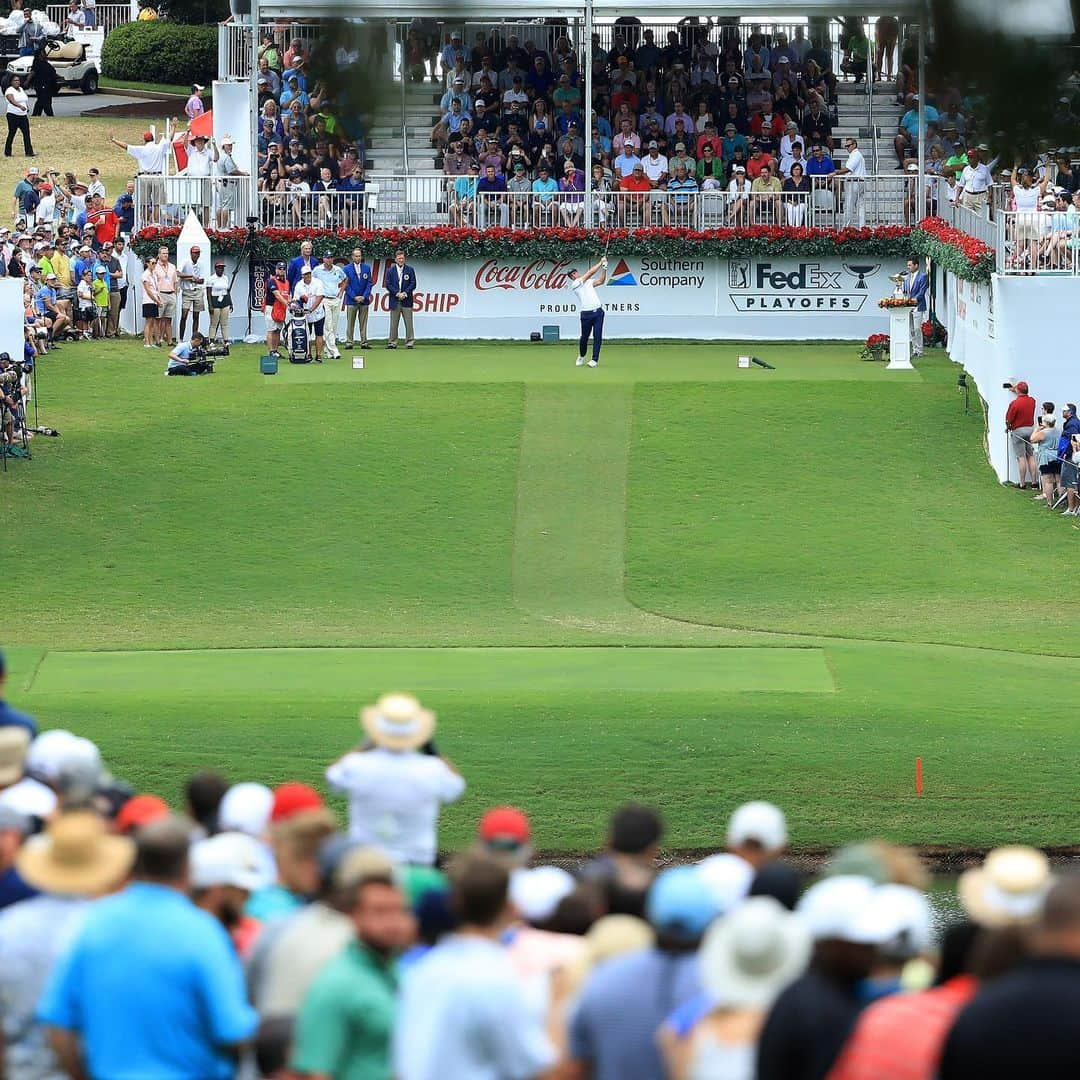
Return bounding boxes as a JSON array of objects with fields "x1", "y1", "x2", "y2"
[
  {"x1": 802, "y1": 98, "x2": 834, "y2": 151},
  {"x1": 394, "y1": 854, "x2": 556, "y2": 1080},
  {"x1": 1005, "y1": 380, "x2": 1038, "y2": 489},
  {"x1": 836, "y1": 137, "x2": 868, "y2": 227},
  {"x1": 508, "y1": 160, "x2": 532, "y2": 226},
  {"x1": 940, "y1": 875, "x2": 1080, "y2": 1078},
  {"x1": 751, "y1": 163, "x2": 783, "y2": 223},
  {"x1": 449, "y1": 162, "x2": 479, "y2": 226},
  {"x1": 697, "y1": 142, "x2": 725, "y2": 189},
  {"x1": 531, "y1": 163, "x2": 559, "y2": 226},
  {"x1": 779, "y1": 140, "x2": 807, "y2": 180},
  {"x1": 558, "y1": 161, "x2": 585, "y2": 226},
  {"x1": 728, "y1": 163, "x2": 751, "y2": 224},
  {"x1": 38, "y1": 817, "x2": 258, "y2": 1079},
  {"x1": 664, "y1": 161, "x2": 698, "y2": 225},
  {"x1": 618, "y1": 161, "x2": 651, "y2": 225}
]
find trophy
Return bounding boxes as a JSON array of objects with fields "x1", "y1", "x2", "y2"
[{"x1": 889, "y1": 272, "x2": 906, "y2": 299}]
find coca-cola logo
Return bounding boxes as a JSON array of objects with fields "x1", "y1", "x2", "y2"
[{"x1": 474, "y1": 258, "x2": 575, "y2": 292}]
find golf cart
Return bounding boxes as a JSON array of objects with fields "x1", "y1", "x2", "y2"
[{"x1": 4, "y1": 36, "x2": 99, "y2": 94}]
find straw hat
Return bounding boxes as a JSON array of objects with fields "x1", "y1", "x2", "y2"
[
  {"x1": 699, "y1": 896, "x2": 811, "y2": 1008},
  {"x1": 361, "y1": 693, "x2": 435, "y2": 752},
  {"x1": 958, "y1": 846, "x2": 1052, "y2": 927},
  {"x1": 0, "y1": 727, "x2": 30, "y2": 786},
  {"x1": 17, "y1": 811, "x2": 134, "y2": 897}
]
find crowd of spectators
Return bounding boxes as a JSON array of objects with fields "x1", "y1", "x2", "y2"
[
  {"x1": 426, "y1": 23, "x2": 876, "y2": 228},
  {"x1": 1004, "y1": 382, "x2": 1080, "y2": 515},
  {"x1": 1, "y1": 663, "x2": 1079, "y2": 1080}
]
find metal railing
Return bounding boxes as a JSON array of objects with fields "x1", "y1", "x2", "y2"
[
  {"x1": 218, "y1": 20, "x2": 324, "y2": 81},
  {"x1": 997, "y1": 210, "x2": 1080, "y2": 275},
  {"x1": 45, "y1": 3, "x2": 131, "y2": 35},
  {"x1": 137, "y1": 170, "x2": 921, "y2": 233},
  {"x1": 134, "y1": 176, "x2": 252, "y2": 232}
]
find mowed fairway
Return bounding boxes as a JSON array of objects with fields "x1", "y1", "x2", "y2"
[{"x1": 3, "y1": 341, "x2": 1077, "y2": 851}]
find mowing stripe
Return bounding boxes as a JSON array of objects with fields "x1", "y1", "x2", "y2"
[{"x1": 29, "y1": 646, "x2": 835, "y2": 696}]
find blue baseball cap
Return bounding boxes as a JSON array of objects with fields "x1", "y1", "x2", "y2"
[{"x1": 646, "y1": 866, "x2": 720, "y2": 941}]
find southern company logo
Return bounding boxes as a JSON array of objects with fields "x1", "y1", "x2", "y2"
[{"x1": 607, "y1": 259, "x2": 637, "y2": 287}]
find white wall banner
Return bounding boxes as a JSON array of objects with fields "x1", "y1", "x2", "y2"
[{"x1": 218, "y1": 253, "x2": 899, "y2": 341}]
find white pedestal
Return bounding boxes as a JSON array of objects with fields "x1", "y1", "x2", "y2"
[{"x1": 887, "y1": 308, "x2": 915, "y2": 370}]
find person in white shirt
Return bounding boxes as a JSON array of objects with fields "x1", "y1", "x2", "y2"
[
  {"x1": 325, "y1": 693, "x2": 465, "y2": 865},
  {"x1": 182, "y1": 131, "x2": 217, "y2": 179},
  {"x1": 4, "y1": 75, "x2": 33, "y2": 158},
  {"x1": 110, "y1": 129, "x2": 170, "y2": 175},
  {"x1": 214, "y1": 134, "x2": 246, "y2": 230},
  {"x1": 728, "y1": 165, "x2": 751, "y2": 225},
  {"x1": 957, "y1": 146, "x2": 993, "y2": 216},
  {"x1": 311, "y1": 252, "x2": 346, "y2": 359},
  {"x1": 291, "y1": 266, "x2": 327, "y2": 361},
  {"x1": 206, "y1": 259, "x2": 232, "y2": 342},
  {"x1": 35, "y1": 184, "x2": 56, "y2": 227},
  {"x1": 642, "y1": 142, "x2": 669, "y2": 215},
  {"x1": 64, "y1": 1, "x2": 86, "y2": 34},
  {"x1": 835, "y1": 136, "x2": 867, "y2": 227},
  {"x1": 568, "y1": 257, "x2": 607, "y2": 368},
  {"x1": 393, "y1": 854, "x2": 558, "y2": 1080}
]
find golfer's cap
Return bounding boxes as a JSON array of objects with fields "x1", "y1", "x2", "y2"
[
  {"x1": 648, "y1": 140, "x2": 658, "y2": 149},
  {"x1": 142, "y1": 131, "x2": 154, "y2": 141}
]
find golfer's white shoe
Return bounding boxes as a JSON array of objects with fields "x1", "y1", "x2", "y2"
[{"x1": 575, "y1": 356, "x2": 585, "y2": 366}]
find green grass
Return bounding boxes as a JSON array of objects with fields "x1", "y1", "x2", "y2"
[
  {"x1": 3, "y1": 340, "x2": 1077, "y2": 851},
  {"x1": 100, "y1": 77, "x2": 203, "y2": 98}
]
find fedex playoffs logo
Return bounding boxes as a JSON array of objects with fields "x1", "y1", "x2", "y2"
[{"x1": 728, "y1": 260, "x2": 880, "y2": 312}]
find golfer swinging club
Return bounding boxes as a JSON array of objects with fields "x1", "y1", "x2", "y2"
[{"x1": 568, "y1": 255, "x2": 607, "y2": 367}]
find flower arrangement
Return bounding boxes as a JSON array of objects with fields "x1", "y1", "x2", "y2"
[
  {"x1": 922, "y1": 317, "x2": 948, "y2": 347},
  {"x1": 910, "y1": 217, "x2": 995, "y2": 284},
  {"x1": 878, "y1": 297, "x2": 917, "y2": 309},
  {"x1": 860, "y1": 333, "x2": 890, "y2": 360},
  {"x1": 131, "y1": 223, "x2": 915, "y2": 263}
]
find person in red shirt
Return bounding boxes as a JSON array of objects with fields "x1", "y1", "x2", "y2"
[
  {"x1": 1005, "y1": 380, "x2": 1037, "y2": 488},
  {"x1": 746, "y1": 143, "x2": 776, "y2": 179},
  {"x1": 618, "y1": 162, "x2": 652, "y2": 225},
  {"x1": 751, "y1": 109, "x2": 786, "y2": 142},
  {"x1": 85, "y1": 194, "x2": 119, "y2": 246}
]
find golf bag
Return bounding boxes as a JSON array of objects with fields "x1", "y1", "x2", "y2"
[{"x1": 287, "y1": 313, "x2": 311, "y2": 364}]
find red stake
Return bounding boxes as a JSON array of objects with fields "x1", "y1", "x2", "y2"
[{"x1": 915, "y1": 756, "x2": 923, "y2": 796}]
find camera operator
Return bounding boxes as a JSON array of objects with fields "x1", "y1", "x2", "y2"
[
  {"x1": 0, "y1": 352, "x2": 28, "y2": 449},
  {"x1": 167, "y1": 331, "x2": 208, "y2": 376}
]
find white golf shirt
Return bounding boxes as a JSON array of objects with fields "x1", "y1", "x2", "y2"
[
  {"x1": 292, "y1": 277, "x2": 326, "y2": 323},
  {"x1": 126, "y1": 138, "x2": 169, "y2": 174},
  {"x1": 844, "y1": 146, "x2": 867, "y2": 178},
  {"x1": 325, "y1": 748, "x2": 466, "y2": 865},
  {"x1": 569, "y1": 274, "x2": 602, "y2": 312}
]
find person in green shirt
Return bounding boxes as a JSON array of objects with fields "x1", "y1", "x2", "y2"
[{"x1": 290, "y1": 873, "x2": 410, "y2": 1080}]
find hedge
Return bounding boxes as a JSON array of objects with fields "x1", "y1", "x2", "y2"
[{"x1": 101, "y1": 22, "x2": 216, "y2": 88}]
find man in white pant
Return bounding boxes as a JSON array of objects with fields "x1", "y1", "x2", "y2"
[
  {"x1": 312, "y1": 252, "x2": 347, "y2": 360},
  {"x1": 836, "y1": 136, "x2": 867, "y2": 227}
]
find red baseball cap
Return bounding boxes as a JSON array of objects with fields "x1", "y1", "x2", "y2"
[
  {"x1": 115, "y1": 794, "x2": 170, "y2": 835},
  {"x1": 270, "y1": 782, "x2": 325, "y2": 823},
  {"x1": 143, "y1": 131, "x2": 154, "y2": 142},
  {"x1": 1015, "y1": 380, "x2": 1029, "y2": 393},
  {"x1": 478, "y1": 806, "x2": 531, "y2": 845}
]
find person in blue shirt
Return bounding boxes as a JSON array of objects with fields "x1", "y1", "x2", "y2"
[
  {"x1": 894, "y1": 95, "x2": 939, "y2": 167},
  {"x1": 0, "y1": 648, "x2": 37, "y2": 737},
  {"x1": 38, "y1": 817, "x2": 258, "y2": 1080},
  {"x1": 287, "y1": 240, "x2": 317, "y2": 289},
  {"x1": 805, "y1": 143, "x2": 836, "y2": 176},
  {"x1": 113, "y1": 182, "x2": 134, "y2": 235},
  {"x1": 531, "y1": 164, "x2": 559, "y2": 226},
  {"x1": 343, "y1": 246, "x2": 373, "y2": 348}
]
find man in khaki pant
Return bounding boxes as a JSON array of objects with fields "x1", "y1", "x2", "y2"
[{"x1": 385, "y1": 249, "x2": 416, "y2": 349}]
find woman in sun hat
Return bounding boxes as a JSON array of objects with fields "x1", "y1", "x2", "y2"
[
  {"x1": 326, "y1": 693, "x2": 465, "y2": 866},
  {"x1": 661, "y1": 897, "x2": 811, "y2": 1080}
]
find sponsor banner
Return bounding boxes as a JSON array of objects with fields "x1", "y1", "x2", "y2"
[
  {"x1": 233, "y1": 255, "x2": 901, "y2": 339},
  {"x1": 724, "y1": 258, "x2": 893, "y2": 313}
]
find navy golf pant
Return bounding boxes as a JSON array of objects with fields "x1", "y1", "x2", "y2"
[{"x1": 579, "y1": 307, "x2": 604, "y2": 362}]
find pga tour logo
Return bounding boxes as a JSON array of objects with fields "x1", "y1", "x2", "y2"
[{"x1": 728, "y1": 260, "x2": 881, "y2": 312}]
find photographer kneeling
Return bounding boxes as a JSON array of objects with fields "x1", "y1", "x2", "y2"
[
  {"x1": 0, "y1": 352, "x2": 28, "y2": 448},
  {"x1": 166, "y1": 332, "x2": 225, "y2": 376}
]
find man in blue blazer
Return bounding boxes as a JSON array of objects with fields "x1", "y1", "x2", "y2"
[
  {"x1": 385, "y1": 249, "x2": 416, "y2": 349},
  {"x1": 343, "y1": 247, "x2": 373, "y2": 348},
  {"x1": 902, "y1": 256, "x2": 929, "y2": 356},
  {"x1": 287, "y1": 241, "x2": 318, "y2": 290}
]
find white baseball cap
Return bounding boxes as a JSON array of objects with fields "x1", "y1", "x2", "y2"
[
  {"x1": 26, "y1": 729, "x2": 79, "y2": 782},
  {"x1": 217, "y1": 782, "x2": 273, "y2": 837},
  {"x1": 697, "y1": 852, "x2": 754, "y2": 913},
  {"x1": 189, "y1": 831, "x2": 270, "y2": 891},
  {"x1": 851, "y1": 883, "x2": 934, "y2": 956},
  {"x1": 727, "y1": 801, "x2": 787, "y2": 852},
  {"x1": 510, "y1": 865, "x2": 576, "y2": 923},
  {"x1": 796, "y1": 875, "x2": 891, "y2": 943}
]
